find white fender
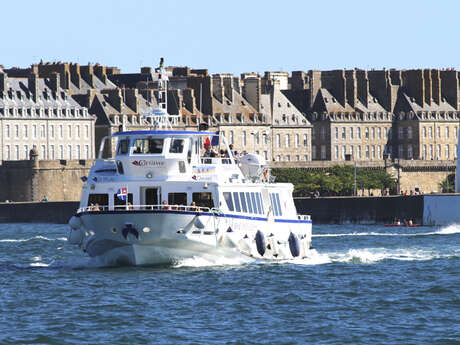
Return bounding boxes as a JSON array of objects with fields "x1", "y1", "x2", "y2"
[
  {"x1": 194, "y1": 216, "x2": 205, "y2": 229},
  {"x1": 68, "y1": 228, "x2": 84, "y2": 245},
  {"x1": 69, "y1": 216, "x2": 82, "y2": 230}
]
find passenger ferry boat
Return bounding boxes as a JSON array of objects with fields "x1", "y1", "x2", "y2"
[{"x1": 67, "y1": 60, "x2": 312, "y2": 266}]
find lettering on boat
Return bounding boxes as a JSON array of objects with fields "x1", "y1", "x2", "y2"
[{"x1": 131, "y1": 160, "x2": 165, "y2": 167}]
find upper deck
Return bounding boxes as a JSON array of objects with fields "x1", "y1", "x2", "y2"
[{"x1": 93, "y1": 129, "x2": 250, "y2": 184}]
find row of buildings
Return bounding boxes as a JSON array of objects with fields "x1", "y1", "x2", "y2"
[{"x1": 1, "y1": 61, "x2": 460, "y2": 164}]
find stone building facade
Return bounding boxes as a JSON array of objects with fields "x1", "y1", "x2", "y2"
[{"x1": 0, "y1": 71, "x2": 95, "y2": 161}]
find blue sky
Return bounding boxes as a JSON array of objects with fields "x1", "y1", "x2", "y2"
[{"x1": 1, "y1": 0, "x2": 458, "y2": 75}]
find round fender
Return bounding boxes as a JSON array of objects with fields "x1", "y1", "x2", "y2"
[
  {"x1": 194, "y1": 216, "x2": 205, "y2": 229},
  {"x1": 68, "y1": 228, "x2": 84, "y2": 245},
  {"x1": 288, "y1": 232, "x2": 300, "y2": 257},
  {"x1": 255, "y1": 230, "x2": 266, "y2": 256},
  {"x1": 68, "y1": 216, "x2": 81, "y2": 230}
]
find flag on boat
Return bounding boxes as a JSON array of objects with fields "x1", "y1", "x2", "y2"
[
  {"x1": 117, "y1": 187, "x2": 128, "y2": 201},
  {"x1": 211, "y1": 131, "x2": 220, "y2": 146},
  {"x1": 204, "y1": 137, "x2": 211, "y2": 147}
]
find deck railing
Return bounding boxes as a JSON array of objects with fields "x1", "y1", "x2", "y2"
[{"x1": 78, "y1": 204, "x2": 211, "y2": 213}]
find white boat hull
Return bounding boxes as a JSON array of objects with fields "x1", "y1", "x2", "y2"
[{"x1": 68, "y1": 210, "x2": 312, "y2": 266}]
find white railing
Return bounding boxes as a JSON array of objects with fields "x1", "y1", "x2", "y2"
[{"x1": 78, "y1": 204, "x2": 211, "y2": 213}]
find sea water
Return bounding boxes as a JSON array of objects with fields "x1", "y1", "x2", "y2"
[{"x1": 0, "y1": 223, "x2": 458, "y2": 345}]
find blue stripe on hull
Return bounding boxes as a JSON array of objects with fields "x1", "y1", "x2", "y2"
[{"x1": 78, "y1": 209, "x2": 312, "y2": 224}]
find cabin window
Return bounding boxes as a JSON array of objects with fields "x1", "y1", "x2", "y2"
[
  {"x1": 113, "y1": 193, "x2": 133, "y2": 208},
  {"x1": 256, "y1": 193, "x2": 264, "y2": 214},
  {"x1": 250, "y1": 192, "x2": 257, "y2": 214},
  {"x1": 275, "y1": 193, "x2": 282, "y2": 216},
  {"x1": 245, "y1": 192, "x2": 253, "y2": 213},
  {"x1": 133, "y1": 138, "x2": 163, "y2": 154},
  {"x1": 223, "y1": 192, "x2": 234, "y2": 211},
  {"x1": 232, "y1": 192, "x2": 241, "y2": 212},
  {"x1": 192, "y1": 192, "x2": 214, "y2": 209},
  {"x1": 170, "y1": 139, "x2": 185, "y2": 153},
  {"x1": 117, "y1": 139, "x2": 130, "y2": 155},
  {"x1": 270, "y1": 193, "x2": 282, "y2": 216},
  {"x1": 87, "y1": 194, "x2": 108, "y2": 208},
  {"x1": 168, "y1": 193, "x2": 187, "y2": 206},
  {"x1": 239, "y1": 192, "x2": 248, "y2": 213}
]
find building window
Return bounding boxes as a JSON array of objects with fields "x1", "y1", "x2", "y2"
[
  {"x1": 50, "y1": 145, "x2": 55, "y2": 160},
  {"x1": 14, "y1": 145, "x2": 19, "y2": 160},
  {"x1": 398, "y1": 145, "x2": 403, "y2": 158},
  {"x1": 335, "y1": 127, "x2": 339, "y2": 139},
  {"x1": 341, "y1": 146, "x2": 345, "y2": 160},
  {"x1": 407, "y1": 145, "x2": 413, "y2": 159},
  {"x1": 312, "y1": 145, "x2": 316, "y2": 159},
  {"x1": 50, "y1": 125, "x2": 54, "y2": 138},
  {"x1": 321, "y1": 145, "x2": 326, "y2": 160},
  {"x1": 33, "y1": 125, "x2": 37, "y2": 138},
  {"x1": 85, "y1": 125, "x2": 89, "y2": 138},
  {"x1": 428, "y1": 127, "x2": 432, "y2": 138},
  {"x1": 303, "y1": 134, "x2": 307, "y2": 147},
  {"x1": 365, "y1": 127, "x2": 369, "y2": 139},
  {"x1": 264, "y1": 151, "x2": 268, "y2": 160},
  {"x1": 295, "y1": 155, "x2": 299, "y2": 161},
  {"x1": 350, "y1": 145, "x2": 354, "y2": 158},
  {"x1": 423, "y1": 127, "x2": 427, "y2": 138},
  {"x1": 350, "y1": 127, "x2": 354, "y2": 139},
  {"x1": 59, "y1": 145, "x2": 64, "y2": 159},
  {"x1": 423, "y1": 145, "x2": 427, "y2": 159},
  {"x1": 255, "y1": 132, "x2": 260, "y2": 145},
  {"x1": 407, "y1": 127, "x2": 412, "y2": 139},
  {"x1": 76, "y1": 145, "x2": 81, "y2": 159},
  {"x1": 377, "y1": 145, "x2": 381, "y2": 159},
  {"x1": 85, "y1": 145, "x2": 89, "y2": 159},
  {"x1": 276, "y1": 134, "x2": 280, "y2": 148},
  {"x1": 5, "y1": 125, "x2": 10, "y2": 138},
  {"x1": 59, "y1": 125, "x2": 63, "y2": 138},
  {"x1": 68, "y1": 125, "x2": 72, "y2": 139},
  {"x1": 378, "y1": 127, "x2": 382, "y2": 139},
  {"x1": 335, "y1": 145, "x2": 338, "y2": 159},
  {"x1": 371, "y1": 127, "x2": 375, "y2": 139},
  {"x1": 320, "y1": 127, "x2": 325, "y2": 140},
  {"x1": 366, "y1": 145, "x2": 370, "y2": 158},
  {"x1": 242, "y1": 131, "x2": 246, "y2": 147},
  {"x1": 286, "y1": 155, "x2": 290, "y2": 162},
  {"x1": 445, "y1": 145, "x2": 450, "y2": 159},
  {"x1": 285, "y1": 134, "x2": 290, "y2": 147},
  {"x1": 357, "y1": 127, "x2": 361, "y2": 139},
  {"x1": 263, "y1": 132, "x2": 268, "y2": 145},
  {"x1": 398, "y1": 127, "x2": 403, "y2": 139},
  {"x1": 68, "y1": 145, "x2": 72, "y2": 160},
  {"x1": 437, "y1": 126, "x2": 440, "y2": 139},
  {"x1": 446, "y1": 126, "x2": 449, "y2": 139},
  {"x1": 304, "y1": 154, "x2": 308, "y2": 160},
  {"x1": 295, "y1": 134, "x2": 299, "y2": 148},
  {"x1": 388, "y1": 128, "x2": 392, "y2": 140},
  {"x1": 76, "y1": 125, "x2": 80, "y2": 138},
  {"x1": 41, "y1": 145, "x2": 46, "y2": 160},
  {"x1": 342, "y1": 127, "x2": 346, "y2": 139},
  {"x1": 357, "y1": 146, "x2": 361, "y2": 159},
  {"x1": 429, "y1": 144, "x2": 433, "y2": 159},
  {"x1": 24, "y1": 145, "x2": 28, "y2": 159},
  {"x1": 276, "y1": 155, "x2": 280, "y2": 161},
  {"x1": 14, "y1": 124, "x2": 19, "y2": 138},
  {"x1": 40, "y1": 124, "x2": 46, "y2": 138},
  {"x1": 5, "y1": 145, "x2": 10, "y2": 160},
  {"x1": 229, "y1": 131, "x2": 234, "y2": 144},
  {"x1": 384, "y1": 127, "x2": 387, "y2": 138},
  {"x1": 437, "y1": 144, "x2": 441, "y2": 159}
]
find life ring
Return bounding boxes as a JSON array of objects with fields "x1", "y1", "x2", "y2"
[
  {"x1": 255, "y1": 230, "x2": 266, "y2": 256},
  {"x1": 288, "y1": 232, "x2": 300, "y2": 257}
]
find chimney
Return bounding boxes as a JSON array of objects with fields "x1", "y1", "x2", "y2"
[
  {"x1": 70, "y1": 63, "x2": 81, "y2": 88},
  {"x1": 345, "y1": 70, "x2": 358, "y2": 108},
  {"x1": 0, "y1": 73, "x2": 7, "y2": 93},
  {"x1": 141, "y1": 67, "x2": 152, "y2": 74},
  {"x1": 431, "y1": 69, "x2": 441, "y2": 105},
  {"x1": 183, "y1": 88, "x2": 197, "y2": 114},
  {"x1": 321, "y1": 70, "x2": 346, "y2": 106},
  {"x1": 242, "y1": 76, "x2": 261, "y2": 112},
  {"x1": 50, "y1": 72, "x2": 60, "y2": 94},
  {"x1": 356, "y1": 70, "x2": 369, "y2": 108},
  {"x1": 223, "y1": 76, "x2": 234, "y2": 102},
  {"x1": 28, "y1": 73, "x2": 39, "y2": 102},
  {"x1": 80, "y1": 64, "x2": 94, "y2": 88},
  {"x1": 168, "y1": 89, "x2": 181, "y2": 115},
  {"x1": 440, "y1": 70, "x2": 459, "y2": 110},
  {"x1": 102, "y1": 89, "x2": 123, "y2": 112},
  {"x1": 94, "y1": 64, "x2": 107, "y2": 84},
  {"x1": 308, "y1": 70, "x2": 322, "y2": 107},
  {"x1": 212, "y1": 75, "x2": 225, "y2": 102},
  {"x1": 124, "y1": 88, "x2": 139, "y2": 113},
  {"x1": 402, "y1": 70, "x2": 424, "y2": 107}
]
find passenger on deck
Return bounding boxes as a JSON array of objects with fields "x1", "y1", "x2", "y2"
[
  {"x1": 162, "y1": 200, "x2": 171, "y2": 210},
  {"x1": 203, "y1": 143, "x2": 217, "y2": 157},
  {"x1": 190, "y1": 201, "x2": 197, "y2": 211}
]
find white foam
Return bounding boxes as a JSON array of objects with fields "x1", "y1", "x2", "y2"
[
  {"x1": 174, "y1": 255, "x2": 253, "y2": 268},
  {"x1": 434, "y1": 224, "x2": 460, "y2": 235},
  {"x1": 0, "y1": 235, "x2": 58, "y2": 243},
  {"x1": 326, "y1": 247, "x2": 451, "y2": 264},
  {"x1": 284, "y1": 249, "x2": 332, "y2": 265}
]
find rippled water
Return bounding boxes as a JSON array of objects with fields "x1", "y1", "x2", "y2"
[{"x1": 0, "y1": 223, "x2": 459, "y2": 345}]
